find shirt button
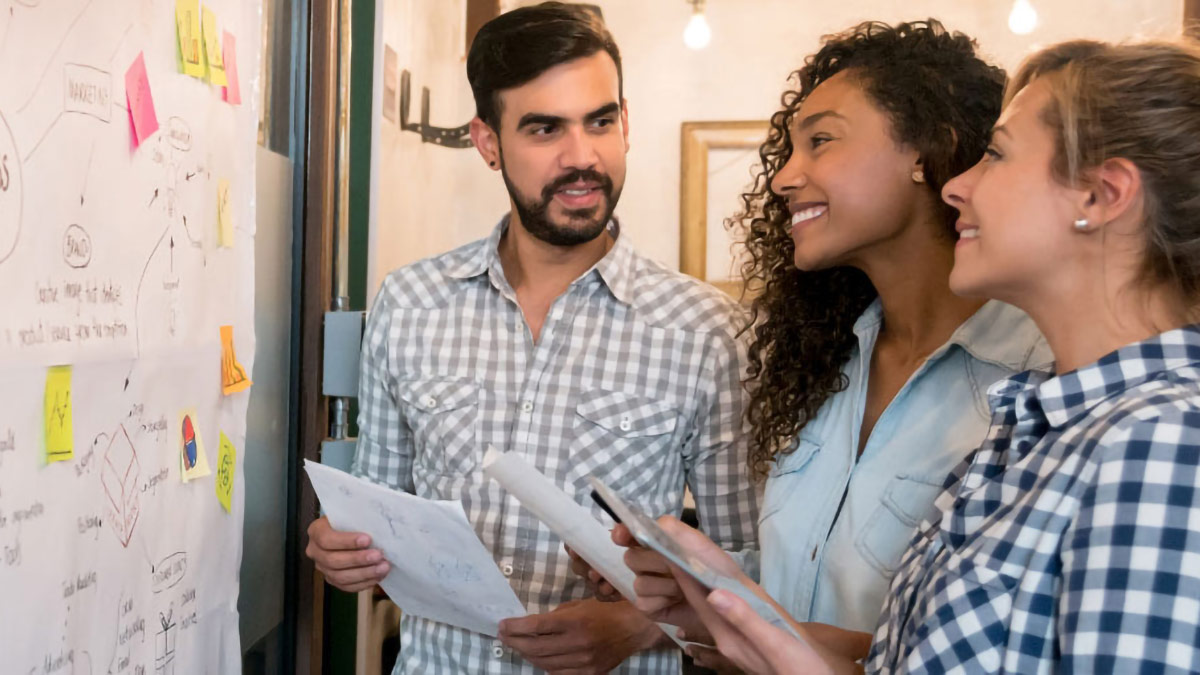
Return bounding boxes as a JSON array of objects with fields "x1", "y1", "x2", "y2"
[
  {"x1": 492, "y1": 646, "x2": 505, "y2": 659},
  {"x1": 420, "y1": 395, "x2": 437, "y2": 409},
  {"x1": 619, "y1": 415, "x2": 632, "y2": 432},
  {"x1": 520, "y1": 401, "x2": 534, "y2": 413},
  {"x1": 502, "y1": 563, "x2": 514, "y2": 577}
]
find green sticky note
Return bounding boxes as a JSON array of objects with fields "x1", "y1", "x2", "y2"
[
  {"x1": 44, "y1": 366, "x2": 73, "y2": 463},
  {"x1": 215, "y1": 431, "x2": 236, "y2": 512}
]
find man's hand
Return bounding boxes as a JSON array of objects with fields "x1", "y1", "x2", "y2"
[
  {"x1": 497, "y1": 598, "x2": 663, "y2": 674},
  {"x1": 305, "y1": 516, "x2": 390, "y2": 592},
  {"x1": 684, "y1": 643, "x2": 743, "y2": 674},
  {"x1": 564, "y1": 544, "x2": 622, "y2": 601},
  {"x1": 610, "y1": 521, "x2": 706, "y2": 634}
]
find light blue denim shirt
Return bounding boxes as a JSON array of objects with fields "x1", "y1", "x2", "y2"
[{"x1": 758, "y1": 299, "x2": 1050, "y2": 633}]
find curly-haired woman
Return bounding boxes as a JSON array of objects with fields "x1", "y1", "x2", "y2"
[
  {"x1": 731, "y1": 18, "x2": 1049, "y2": 643},
  {"x1": 572, "y1": 18, "x2": 1048, "y2": 665}
]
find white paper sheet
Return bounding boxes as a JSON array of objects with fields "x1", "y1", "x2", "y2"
[
  {"x1": 0, "y1": 0, "x2": 261, "y2": 670},
  {"x1": 304, "y1": 460, "x2": 527, "y2": 636},
  {"x1": 481, "y1": 447, "x2": 690, "y2": 649}
]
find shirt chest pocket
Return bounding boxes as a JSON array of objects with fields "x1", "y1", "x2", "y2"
[
  {"x1": 759, "y1": 439, "x2": 822, "y2": 525},
  {"x1": 566, "y1": 389, "x2": 680, "y2": 497},
  {"x1": 396, "y1": 378, "x2": 481, "y2": 476},
  {"x1": 856, "y1": 474, "x2": 946, "y2": 579}
]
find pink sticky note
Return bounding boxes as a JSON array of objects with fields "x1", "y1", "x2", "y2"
[
  {"x1": 125, "y1": 53, "x2": 159, "y2": 147},
  {"x1": 222, "y1": 32, "x2": 241, "y2": 105}
]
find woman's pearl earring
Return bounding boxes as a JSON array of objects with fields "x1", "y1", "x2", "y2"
[
  {"x1": 1073, "y1": 218, "x2": 1090, "y2": 231},
  {"x1": 911, "y1": 169, "x2": 925, "y2": 184}
]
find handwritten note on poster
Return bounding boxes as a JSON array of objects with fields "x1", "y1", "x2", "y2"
[
  {"x1": 215, "y1": 432, "x2": 236, "y2": 512},
  {"x1": 222, "y1": 31, "x2": 241, "y2": 104},
  {"x1": 44, "y1": 366, "x2": 73, "y2": 463},
  {"x1": 201, "y1": 7, "x2": 227, "y2": 86},
  {"x1": 179, "y1": 408, "x2": 211, "y2": 482},
  {"x1": 175, "y1": 0, "x2": 205, "y2": 78},
  {"x1": 217, "y1": 179, "x2": 233, "y2": 247},
  {"x1": 220, "y1": 325, "x2": 251, "y2": 395},
  {"x1": 124, "y1": 53, "x2": 159, "y2": 148}
]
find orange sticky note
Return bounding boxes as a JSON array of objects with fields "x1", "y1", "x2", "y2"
[
  {"x1": 220, "y1": 325, "x2": 252, "y2": 395},
  {"x1": 201, "y1": 7, "x2": 227, "y2": 86},
  {"x1": 222, "y1": 31, "x2": 241, "y2": 105},
  {"x1": 125, "y1": 53, "x2": 159, "y2": 148},
  {"x1": 44, "y1": 366, "x2": 73, "y2": 463}
]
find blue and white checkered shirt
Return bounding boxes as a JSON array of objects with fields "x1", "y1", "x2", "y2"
[
  {"x1": 353, "y1": 218, "x2": 759, "y2": 674},
  {"x1": 868, "y1": 325, "x2": 1200, "y2": 673}
]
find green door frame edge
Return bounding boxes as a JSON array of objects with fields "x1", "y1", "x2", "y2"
[{"x1": 326, "y1": 0, "x2": 374, "y2": 672}]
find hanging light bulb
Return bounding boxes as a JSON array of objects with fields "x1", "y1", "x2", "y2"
[
  {"x1": 1008, "y1": 0, "x2": 1038, "y2": 35},
  {"x1": 683, "y1": 0, "x2": 711, "y2": 50}
]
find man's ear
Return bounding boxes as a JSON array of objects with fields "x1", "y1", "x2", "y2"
[{"x1": 470, "y1": 117, "x2": 501, "y2": 170}]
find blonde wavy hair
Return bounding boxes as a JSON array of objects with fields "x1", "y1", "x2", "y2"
[{"x1": 1007, "y1": 39, "x2": 1200, "y2": 303}]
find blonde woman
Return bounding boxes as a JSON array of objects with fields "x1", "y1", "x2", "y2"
[{"x1": 622, "y1": 38, "x2": 1200, "y2": 674}]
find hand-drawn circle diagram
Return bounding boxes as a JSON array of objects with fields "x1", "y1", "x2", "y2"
[{"x1": 0, "y1": 109, "x2": 23, "y2": 265}]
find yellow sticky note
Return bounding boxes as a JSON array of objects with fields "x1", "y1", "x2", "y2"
[
  {"x1": 217, "y1": 179, "x2": 233, "y2": 247},
  {"x1": 215, "y1": 431, "x2": 236, "y2": 513},
  {"x1": 220, "y1": 325, "x2": 252, "y2": 395},
  {"x1": 201, "y1": 7, "x2": 227, "y2": 86},
  {"x1": 176, "y1": 0, "x2": 205, "y2": 78},
  {"x1": 44, "y1": 366, "x2": 73, "y2": 463},
  {"x1": 179, "y1": 408, "x2": 211, "y2": 482}
]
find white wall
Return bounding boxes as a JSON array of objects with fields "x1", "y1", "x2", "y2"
[
  {"x1": 370, "y1": 0, "x2": 1183, "y2": 296},
  {"x1": 369, "y1": 0, "x2": 510, "y2": 296}
]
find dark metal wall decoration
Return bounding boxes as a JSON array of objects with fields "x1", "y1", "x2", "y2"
[{"x1": 399, "y1": 69, "x2": 473, "y2": 149}]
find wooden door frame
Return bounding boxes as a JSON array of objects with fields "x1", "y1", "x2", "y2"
[{"x1": 287, "y1": 0, "x2": 338, "y2": 671}]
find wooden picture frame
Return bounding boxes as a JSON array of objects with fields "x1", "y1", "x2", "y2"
[{"x1": 679, "y1": 120, "x2": 769, "y2": 299}]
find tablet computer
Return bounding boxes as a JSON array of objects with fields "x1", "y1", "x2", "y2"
[{"x1": 587, "y1": 475, "x2": 806, "y2": 642}]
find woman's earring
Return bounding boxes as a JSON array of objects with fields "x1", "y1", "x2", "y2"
[
  {"x1": 1073, "y1": 218, "x2": 1090, "y2": 231},
  {"x1": 911, "y1": 169, "x2": 925, "y2": 184}
]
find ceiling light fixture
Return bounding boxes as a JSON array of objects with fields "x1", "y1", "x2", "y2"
[
  {"x1": 683, "y1": 0, "x2": 711, "y2": 50},
  {"x1": 1008, "y1": 0, "x2": 1038, "y2": 35}
]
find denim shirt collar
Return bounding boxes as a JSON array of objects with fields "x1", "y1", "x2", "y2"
[{"x1": 853, "y1": 299, "x2": 1046, "y2": 372}]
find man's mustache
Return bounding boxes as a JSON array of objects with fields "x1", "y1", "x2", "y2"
[{"x1": 541, "y1": 169, "x2": 614, "y2": 200}]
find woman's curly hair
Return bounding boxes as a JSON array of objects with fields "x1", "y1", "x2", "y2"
[{"x1": 736, "y1": 20, "x2": 1006, "y2": 478}]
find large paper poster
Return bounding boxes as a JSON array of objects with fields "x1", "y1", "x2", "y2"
[{"x1": 0, "y1": 0, "x2": 261, "y2": 672}]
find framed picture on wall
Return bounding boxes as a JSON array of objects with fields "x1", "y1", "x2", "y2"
[
  {"x1": 679, "y1": 120, "x2": 769, "y2": 300},
  {"x1": 382, "y1": 45, "x2": 399, "y2": 123}
]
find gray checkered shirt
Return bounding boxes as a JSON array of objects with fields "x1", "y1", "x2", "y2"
[{"x1": 352, "y1": 218, "x2": 759, "y2": 674}]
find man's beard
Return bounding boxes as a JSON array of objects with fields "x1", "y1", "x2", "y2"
[{"x1": 501, "y1": 163, "x2": 622, "y2": 247}]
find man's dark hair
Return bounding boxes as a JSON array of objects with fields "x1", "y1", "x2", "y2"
[{"x1": 467, "y1": 2, "x2": 622, "y2": 130}]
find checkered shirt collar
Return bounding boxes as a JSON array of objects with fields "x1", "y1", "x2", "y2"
[
  {"x1": 443, "y1": 214, "x2": 635, "y2": 306},
  {"x1": 987, "y1": 324, "x2": 1200, "y2": 429}
]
